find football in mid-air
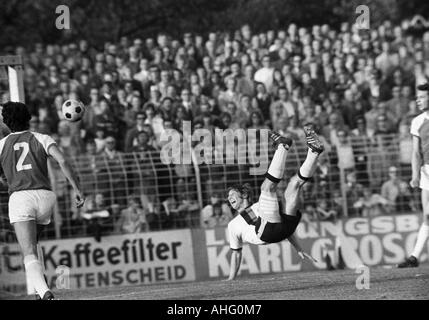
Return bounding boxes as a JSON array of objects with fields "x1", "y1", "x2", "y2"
[{"x1": 62, "y1": 99, "x2": 85, "y2": 122}]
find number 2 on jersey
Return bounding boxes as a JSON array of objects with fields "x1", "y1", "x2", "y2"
[{"x1": 14, "y1": 142, "x2": 32, "y2": 172}]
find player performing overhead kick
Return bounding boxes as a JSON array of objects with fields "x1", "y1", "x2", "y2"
[
  {"x1": 226, "y1": 126, "x2": 323, "y2": 280},
  {"x1": 398, "y1": 83, "x2": 429, "y2": 268},
  {"x1": 0, "y1": 102, "x2": 85, "y2": 299}
]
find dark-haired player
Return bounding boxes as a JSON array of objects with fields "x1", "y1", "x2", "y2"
[
  {"x1": 226, "y1": 128, "x2": 323, "y2": 280},
  {"x1": 398, "y1": 83, "x2": 429, "y2": 268},
  {"x1": 0, "y1": 102, "x2": 85, "y2": 299}
]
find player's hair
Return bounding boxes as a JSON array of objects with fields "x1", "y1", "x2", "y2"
[
  {"x1": 417, "y1": 83, "x2": 429, "y2": 92},
  {"x1": 227, "y1": 183, "x2": 254, "y2": 203},
  {"x1": 1, "y1": 101, "x2": 31, "y2": 132}
]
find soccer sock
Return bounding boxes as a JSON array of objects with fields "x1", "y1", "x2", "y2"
[
  {"x1": 26, "y1": 271, "x2": 37, "y2": 295},
  {"x1": 25, "y1": 245, "x2": 43, "y2": 296},
  {"x1": 411, "y1": 224, "x2": 429, "y2": 259},
  {"x1": 299, "y1": 149, "x2": 320, "y2": 179},
  {"x1": 24, "y1": 254, "x2": 50, "y2": 298},
  {"x1": 37, "y1": 244, "x2": 46, "y2": 274},
  {"x1": 266, "y1": 144, "x2": 288, "y2": 183}
]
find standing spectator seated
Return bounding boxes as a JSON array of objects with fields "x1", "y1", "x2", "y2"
[
  {"x1": 315, "y1": 199, "x2": 338, "y2": 221},
  {"x1": 238, "y1": 94, "x2": 256, "y2": 120},
  {"x1": 350, "y1": 117, "x2": 371, "y2": 185},
  {"x1": 159, "y1": 96, "x2": 175, "y2": 121},
  {"x1": 124, "y1": 112, "x2": 146, "y2": 152},
  {"x1": 93, "y1": 98, "x2": 119, "y2": 140},
  {"x1": 143, "y1": 102, "x2": 164, "y2": 141},
  {"x1": 398, "y1": 122, "x2": 413, "y2": 178},
  {"x1": 365, "y1": 101, "x2": 397, "y2": 136},
  {"x1": 237, "y1": 64, "x2": 256, "y2": 97},
  {"x1": 254, "y1": 54, "x2": 275, "y2": 92},
  {"x1": 218, "y1": 77, "x2": 241, "y2": 112},
  {"x1": 200, "y1": 194, "x2": 232, "y2": 228},
  {"x1": 252, "y1": 82, "x2": 272, "y2": 125},
  {"x1": 353, "y1": 187, "x2": 394, "y2": 217},
  {"x1": 225, "y1": 101, "x2": 248, "y2": 128},
  {"x1": 381, "y1": 166, "x2": 416, "y2": 213},
  {"x1": 94, "y1": 129, "x2": 106, "y2": 153},
  {"x1": 115, "y1": 195, "x2": 149, "y2": 234},
  {"x1": 179, "y1": 88, "x2": 196, "y2": 120},
  {"x1": 301, "y1": 96, "x2": 320, "y2": 129},
  {"x1": 123, "y1": 94, "x2": 143, "y2": 129},
  {"x1": 132, "y1": 130, "x2": 157, "y2": 153},
  {"x1": 270, "y1": 86, "x2": 295, "y2": 123},
  {"x1": 99, "y1": 136, "x2": 128, "y2": 205},
  {"x1": 321, "y1": 112, "x2": 349, "y2": 146},
  {"x1": 345, "y1": 171, "x2": 365, "y2": 217},
  {"x1": 335, "y1": 130, "x2": 355, "y2": 174},
  {"x1": 81, "y1": 193, "x2": 120, "y2": 241},
  {"x1": 247, "y1": 111, "x2": 269, "y2": 130},
  {"x1": 386, "y1": 86, "x2": 409, "y2": 122},
  {"x1": 284, "y1": 116, "x2": 306, "y2": 142}
]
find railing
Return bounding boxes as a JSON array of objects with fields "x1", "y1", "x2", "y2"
[{"x1": 0, "y1": 133, "x2": 421, "y2": 242}]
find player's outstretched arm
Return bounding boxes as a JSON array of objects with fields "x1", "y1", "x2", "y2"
[
  {"x1": 288, "y1": 234, "x2": 317, "y2": 263},
  {"x1": 227, "y1": 249, "x2": 242, "y2": 281},
  {"x1": 48, "y1": 144, "x2": 85, "y2": 208},
  {"x1": 410, "y1": 136, "x2": 422, "y2": 188}
]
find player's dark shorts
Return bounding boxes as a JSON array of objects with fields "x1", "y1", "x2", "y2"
[{"x1": 254, "y1": 210, "x2": 302, "y2": 243}]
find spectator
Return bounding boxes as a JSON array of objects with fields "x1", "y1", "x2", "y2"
[
  {"x1": 345, "y1": 171, "x2": 364, "y2": 217},
  {"x1": 81, "y1": 193, "x2": 119, "y2": 241},
  {"x1": 93, "y1": 98, "x2": 119, "y2": 140},
  {"x1": 252, "y1": 82, "x2": 272, "y2": 124},
  {"x1": 321, "y1": 112, "x2": 348, "y2": 146},
  {"x1": 237, "y1": 64, "x2": 256, "y2": 97},
  {"x1": 98, "y1": 136, "x2": 128, "y2": 205},
  {"x1": 398, "y1": 122, "x2": 413, "y2": 178},
  {"x1": 381, "y1": 166, "x2": 415, "y2": 213},
  {"x1": 315, "y1": 199, "x2": 338, "y2": 221},
  {"x1": 254, "y1": 54, "x2": 274, "y2": 92},
  {"x1": 200, "y1": 194, "x2": 232, "y2": 228},
  {"x1": 218, "y1": 77, "x2": 241, "y2": 111},
  {"x1": 335, "y1": 129, "x2": 355, "y2": 174},
  {"x1": 270, "y1": 86, "x2": 295, "y2": 125},
  {"x1": 353, "y1": 187, "x2": 393, "y2": 217},
  {"x1": 115, "y1": 195, "x2": 149, "y2": 234},
  {"x1": 132, "y1": 130, "x2": 157, "y2": 153},
  {"x1": 247, "y1": 111, "x2": 268, "y2": 130},
  {"x1": 124, "y1": 112, "x2": 146, "y2": 152}
]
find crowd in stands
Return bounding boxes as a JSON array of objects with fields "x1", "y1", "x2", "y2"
[{"x1": 1, "y1": 18, "x2": 429, "y2": 240}]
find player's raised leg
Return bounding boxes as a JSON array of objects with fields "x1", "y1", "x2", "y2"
[
  {"x1": 257, "y1": 132, "x2": 293, "y2": 222},
  {"x1": 262, "y1": 131, "x2": 293, "y2": 191},
  {"x1": 13, "y1": 221, "x2": 54, "y2": 300},
  {"x1": 284, "y1": 126, "x2": 324, "y2": 217}
]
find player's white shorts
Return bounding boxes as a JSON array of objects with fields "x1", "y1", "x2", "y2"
[
  {"x1": 256, "y1": 191, "x2": 281, "y2": 223},
  {"x1": 420, "y1": 165, "x2": 429, "y2": 191},
  {"x1": 8, "y1": 189, "x2": 57, "y2": 225}
]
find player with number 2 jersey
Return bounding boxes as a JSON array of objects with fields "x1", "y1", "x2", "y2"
[{"x1": 0, "y1": 102, "x2": 85, "y2": 300}]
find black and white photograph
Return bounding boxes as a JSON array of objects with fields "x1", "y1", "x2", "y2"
[{"x1": 0, "y1": 0, "x2": 428, "y2": 307}]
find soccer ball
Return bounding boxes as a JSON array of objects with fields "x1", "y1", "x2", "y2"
[{"x1": 62, "y1": 99, "x2": 85, "y2": 122}]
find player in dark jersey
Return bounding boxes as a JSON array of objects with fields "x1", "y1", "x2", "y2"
[
  {"x1": 0, "y1": 102, "x2": 85, "y2": 299},
  {"x1": 226, "y1": 127, "x2": 322, "y2": 280}
]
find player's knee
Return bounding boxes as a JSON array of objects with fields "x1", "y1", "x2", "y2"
[
  {"x1": 261, "y1": 179, "x2": 276, "y2": 193},
  {"x1": 288, "y1": 175, "x2": 303, "y2": 191}
]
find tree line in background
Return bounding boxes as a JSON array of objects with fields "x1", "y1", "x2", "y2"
[{"x1": 1, "y1": 0, "x2": 428, "y2": 51}]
